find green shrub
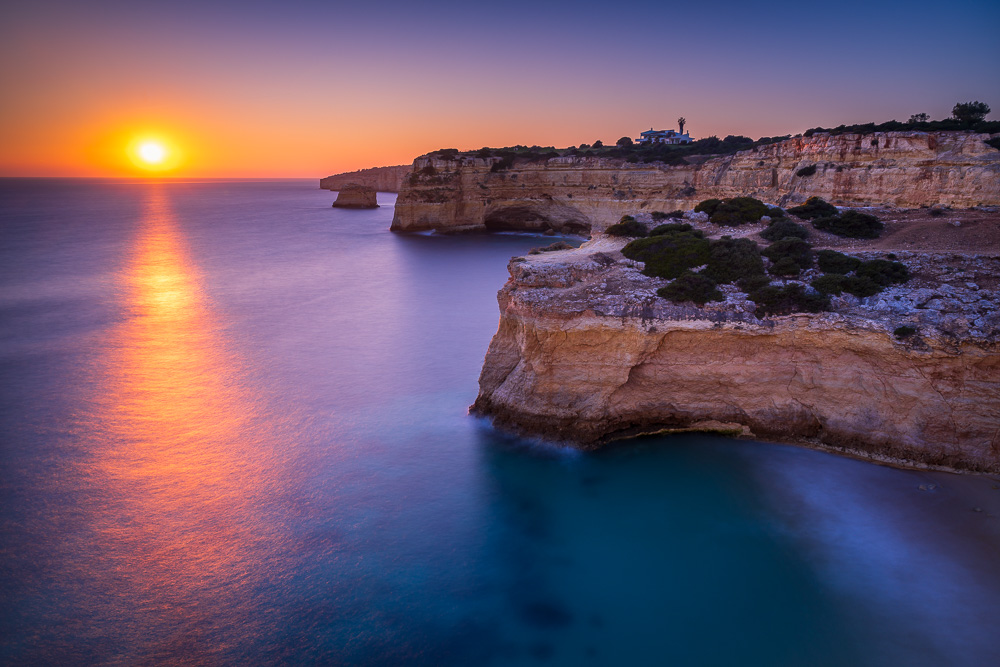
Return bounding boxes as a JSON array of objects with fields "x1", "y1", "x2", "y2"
[
  {"x1": 621, "y1": 229, "x2": 711, "y2": 279},
  {"x1": 657, "y1": 272, "x2": 724, "y2": 306},
  {"x1": 768, "y1": 257, "x2": 802, "y2": 276},
  {"x1": 894, "y1": 325, "x2": 918, "y2": 338},
  {"x1": 816, "y1": 249, "x2": 862, "y2": 274},
  {"x1": 796, "y1": 164, "x2": 817, "y2": 177},
  {"x1": 856, "y1": 259, "x2": 909, "y2": 286},
  {"x1": 929, "y1": 207, "x2": 946, "y2": 217},
  {"x1": 811, "y1": 274, "x2": 847, "y2": 295},
  {"x1": 767, "y1": 206, "x2": 786, "y2": 218},
  {"x1": 703, "y1": 237, "x2": 766, "y2": 284},
  {"x1": 760, "y1": 219, "x2": 809, "y2": 242},
  {"x1": 750, "y1": 284, "x2": 830, "y2": 317},
  {"x1": 651, "y1": 210, "x2": 685, "y2": 222},
  {"x1": 605, "y1": 215, "x2": 647, "y2": 237},
  {"x1": 737, "y1": 274, "x2": 772, "y2": 293},
  {"x1": 710, "y1": 196, "x2": 769, "y2": 225},
  {"x1": 841, "y1": 276, "x2": 881, "y2": 298},
  {"x1": 812, "y1": 211, "x2": 884, "y2": 239},
  {"x1": 694, "y1": 198, "x2": 724, "y2": 217},
  {"x1": 762, "y1": 237, "x2": 813, "y2": 270},
  {"x1": 788, "y1": 196, "x2": 838, "y2": 220},
  {"x1": 650, "y1": 222, "x2": 696, "y2": 236}
]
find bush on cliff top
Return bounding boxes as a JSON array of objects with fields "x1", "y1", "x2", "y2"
[
  {"x1": 856, "y1": 258, "x2": 910, "y2": 285},
  {"x1": 812, "y1": 211, "x2": 884, "y2": 239},
  {"x1": 709, "y1": 197, "x2": 769, "y2": 225},
  {"x1": 650, "y1": 222, "x2": 695, "y2": 236},
  {"x1": 605, "y1": 215, "x2": 647, "y2": 237},
  {"x1": 788, "y1": 196, "x2": 839, "y2": 220},
  {"x1": 817, "y1": 249, "x2": 862, "y2": 274},
  {"x1": 702, "y1": 236, "x2": 766, "y2": 285},
  {"x1": 750, "y1": 284, "x2": 830, "y2": 317},
  {"x1": 762, "y1": 237, "x2": 813, "y2": 270},
  {"x1": 622, "y1": 229, "x2": 711, "y2": 279},
  {"x1": 651, "y1": 210, "x2": 685, "y2": 222},
  {"x1": 657, "y1": 272, "x2": 724, "y2": 306},
  {"x1": 760, "y1": 219, "x2": 809, "y2": 242},
  {"x1": 694, "y1": 198, "x2": 723, "y2": 217}
]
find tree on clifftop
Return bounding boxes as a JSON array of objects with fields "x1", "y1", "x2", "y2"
[
  {"x1": 908, "y1": 112, "x2": 929, "y2": 123},
  {"x1": 617, "y1": 136, "x2": 633, "y2": 147},
  {"x1": 592, "y1": 140, "x2": 604, "y2": 148},
  {"x1": 678, "y1": 117, "x2": 686, "y2": 134},
  {"x1": 952, "y1": 101, "x2": 990, "y2": 126}
]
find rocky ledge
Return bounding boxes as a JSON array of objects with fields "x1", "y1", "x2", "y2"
[
  {"x1": 472, "y1": 223, "x2": 1000, "y2": 472},
  {"x1": 332, "y1": 183, "x2": 379, "y2": 209}
]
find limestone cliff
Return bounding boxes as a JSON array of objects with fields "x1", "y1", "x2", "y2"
[
  {"x1": 393, "y1": 132, "x2": 1000, "y2": 234},
  {"x1": 332, "y1": 183, "x2": 378, "y2": 208},
  {"x1": 472, "y1": 238, "x2": 1000, "y2": 472},
  {"x1": 321, "y1": 165, "x2": 410, "y2": 193}
]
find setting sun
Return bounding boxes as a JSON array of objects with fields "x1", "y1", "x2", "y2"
[
  {"x1": 125, "y1": 135, "x2": 183, "y2": 174},
  {"x1": 138, "y1": 141, "x2": 166, "y2": 164}
]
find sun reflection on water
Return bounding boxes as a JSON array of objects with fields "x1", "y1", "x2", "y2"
[{"x1": 81, "y1": 187, "x2": 287, "y2": 656}]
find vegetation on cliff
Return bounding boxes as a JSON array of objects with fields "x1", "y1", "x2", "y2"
[
  {"x1": 694, "y1": 196, "x2": 768, "y2": 225},
  {"x1": 605, "y1": 215, "x2": 648, "y2": 237},
  {"x1": 812, "y1": 210, "x2": 884, "y2": 239},
  {"x1": 803, "y1": 101, "x2": 998, "y2": 136}
]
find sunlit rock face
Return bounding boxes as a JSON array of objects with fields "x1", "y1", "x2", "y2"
[
  {"x1": 471, "y1": 238, "x2": 1000, "y2": 472},
  {"x1": 392, "y1": 132, "x2": 1000, "y2": 233},
  {"x1": 332, "y1": 184, "x2": 379, "y2": 209},
  {"x1": 321, "y1": 165, "x2": 410, "y2": 193}
]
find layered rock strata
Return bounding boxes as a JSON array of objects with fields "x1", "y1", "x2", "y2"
[
  {"x1": 321, "y1": 165, "x2": 410, "y2": 193},
  {"x1": 472, "y1": 237, "x2": 1000, "y2": 472},
  {"x1": 393, "y1": 132, "x2": 1000, "y2": 234},
  {"x1": 332, "y1": 184, "x2": 378, "y2": 208}
]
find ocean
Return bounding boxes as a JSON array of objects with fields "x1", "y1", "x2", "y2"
[{"x1": 1, "y1": 178, "x2": 998, "y2": 665}]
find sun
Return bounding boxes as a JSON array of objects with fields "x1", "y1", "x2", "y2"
[
  {"x1": 138, "y1": 141, "x2": 166, "y2": 164},
  {"x1": 126, "y1": 135, "x2": 182, "y2": 174}
]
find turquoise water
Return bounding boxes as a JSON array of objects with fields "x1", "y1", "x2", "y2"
[{"x1": 1, "y1": 179, "x2": 998, "y2": 665}]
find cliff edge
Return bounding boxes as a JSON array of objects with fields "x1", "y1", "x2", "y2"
[
  {"x1": 472, "y1": 223, "x2": 1000, "y2": 472},
  {"x1": 321, "y1": 165, "x2": 411, "y2": 193},
  {"x1": 393, "y1": 132, "x2": 1000, "y2": 234}
]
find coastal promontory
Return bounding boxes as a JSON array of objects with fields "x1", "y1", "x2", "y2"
[{"x1": 332, "y1": 183, "x2": 379, "y2": 209}]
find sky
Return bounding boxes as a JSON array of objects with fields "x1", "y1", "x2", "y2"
[{"x1": 1, "y1": 0, "x2": 998, "y2": 178}]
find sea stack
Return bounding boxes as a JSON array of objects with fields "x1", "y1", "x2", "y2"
[{"x1": 332, "y1": 183, "x2": 379, "y2": 209}]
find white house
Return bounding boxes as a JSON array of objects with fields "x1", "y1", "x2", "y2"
[{"x1": 636, "y1": 128, "x2": 693, "y2": 145}]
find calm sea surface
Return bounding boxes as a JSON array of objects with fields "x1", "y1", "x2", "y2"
[{"x1": 2, "y1": 178, "x2": 999, "y2": 665}]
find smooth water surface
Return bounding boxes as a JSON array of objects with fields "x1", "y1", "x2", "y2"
[{"x1": 2, "y1": 179, "x2": 999, "y2": 665}]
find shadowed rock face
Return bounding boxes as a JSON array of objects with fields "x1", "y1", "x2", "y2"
[
  {"x1": 332, "y1": 184, "x2": 379, "y2": 209},
  {"x1": 472, "y1": 238, "x2": 1000, "y2": 472},
  {"x1": 483, "y1": 204, "x2": 591, "y2": 235},
  {"x1": 392, "y1": 132, "x2": 1000, "y2": 233}
]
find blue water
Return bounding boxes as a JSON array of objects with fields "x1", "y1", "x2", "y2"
[{"x1": 2, "y1": 179, "x2": 999, "y2": 665}]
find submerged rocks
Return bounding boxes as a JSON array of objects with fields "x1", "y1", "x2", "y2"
[{"x1": 332, "y1": 184, "x2": 379, "y2": 209}]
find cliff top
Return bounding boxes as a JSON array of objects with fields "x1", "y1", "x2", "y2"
[{"x1": 507, "y1": 207, "x2": 1000, "y2": 345}]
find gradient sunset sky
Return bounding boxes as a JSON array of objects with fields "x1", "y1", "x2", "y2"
[{"x1": 2, "y1": 0, "x2": 998, "y2": 178}]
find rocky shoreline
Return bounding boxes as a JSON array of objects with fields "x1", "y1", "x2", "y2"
[{"x1": 471, "y1": 219, "x2": 1000, "y2": 472}]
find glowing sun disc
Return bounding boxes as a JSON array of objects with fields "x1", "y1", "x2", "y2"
[{"x1": 138, "y1": 142, "x2": 167, "y2": 164}]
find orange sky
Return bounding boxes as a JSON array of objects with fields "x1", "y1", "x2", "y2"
[{"x1": 1, "y1": 0, "x2": 996, "y2": 178}]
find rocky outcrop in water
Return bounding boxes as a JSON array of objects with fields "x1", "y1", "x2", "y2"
[
  {"x1": 392, "y1": 132, "x2": 1000, "y2": 234},
  {"x1": 332, "y1": 184, "x2": 379, "y2": 209},
  {"x1": 321, "y1": 165, "x2": 410, "y2": 193},
  {"x1": 471, "y1": 237, "x2": 1000, "y2": 472}
]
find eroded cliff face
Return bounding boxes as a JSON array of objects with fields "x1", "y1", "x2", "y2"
[
  {"x1": 393, "y1": 132, "x2": 1000, "y2": 233},
  {"x1": 321, "y1": 165, "x2": 411, "y2": 193},
  {"x1": 472, "y1": 239, "x2": 1000, "y2": 472}
]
